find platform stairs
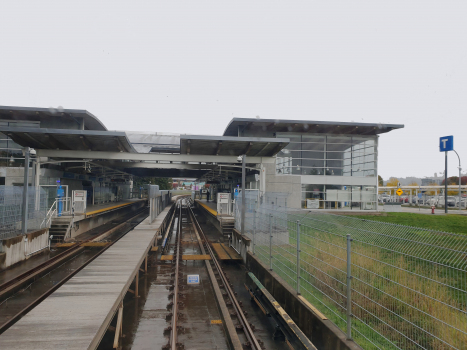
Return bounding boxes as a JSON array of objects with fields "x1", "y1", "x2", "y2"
[
  {"x1": 40, "y1": 197, "x2": 74, "y2": 244},
  {"x1": 49, "y1": 217, "x2": 73, "y2": 244},
  {"x1": 219, "y1": 216, "x2": 235, "y2": 240}
]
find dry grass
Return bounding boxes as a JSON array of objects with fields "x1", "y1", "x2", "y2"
[{"x1": 251, "y1": 212, "x2": 467, "y2": 350}]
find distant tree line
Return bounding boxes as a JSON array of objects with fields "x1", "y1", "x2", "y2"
[{"x1": 133, "y1": 177, "x2": 173, "y2": 190}]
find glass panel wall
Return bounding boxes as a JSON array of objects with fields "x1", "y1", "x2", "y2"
[
  {"x1": 276, "y1": 134, "x2": 377, "y2": 177},
  {"x1": 301, "y1": 184, "x2": 377, "y2": 210},
  {"x1": 0, "y1": 120, "x2": 40, "y2": 167}
]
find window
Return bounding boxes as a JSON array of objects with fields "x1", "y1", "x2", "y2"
[{"x1": 276, "y1": 134, "x2": 377, "y2": 177}]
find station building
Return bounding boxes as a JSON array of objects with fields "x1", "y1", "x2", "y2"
[
  {"x1": 0, "y1": 106, "x2": 403, "y2": 211},
  {"x1": 222, "y1": 119, "x2": 402, "y2": 209}
]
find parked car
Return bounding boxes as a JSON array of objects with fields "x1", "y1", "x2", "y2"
[
  {"x1": 379, "y1": 194, "x2": 390, "y2": 203},
  {"x1": 436, "y1": 196, "x2": 456, "y2": 207}
]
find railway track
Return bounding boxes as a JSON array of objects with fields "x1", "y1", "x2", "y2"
[
  {"x1": 0, "y1": 207, "x2": 149, "y2": 335},
  {"x1": 163, "y1": 197, "x2": 262, "y2": 350}
]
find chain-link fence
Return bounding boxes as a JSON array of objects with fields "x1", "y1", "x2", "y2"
[
  {"x1": 235, "y1": 193, "x2": 467, "y2": 350},
  {"x1": 0, "y1": 186, "x2": 48, "y2": 240}
]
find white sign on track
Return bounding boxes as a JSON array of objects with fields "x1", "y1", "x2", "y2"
[{"x1": 187, "y1": 275, "x2": 200, "y2": 284}]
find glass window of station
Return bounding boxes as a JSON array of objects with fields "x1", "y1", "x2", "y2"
[
  {"x1": 0, "y1": 120, "x2": 40, "y2": 167},
  {"x1": 275, "y1": 134, "x2": 377, "y2": 210}
]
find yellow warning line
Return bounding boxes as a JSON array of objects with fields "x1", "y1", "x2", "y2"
[
  {"x1": 195, "y1": 200, "x2": 218, "y2": 216},
  {"x1": 86, "y1": 201, "x2": 143, "y2": 217},
  {"x1": 298, "y1": 295, "x2": 328, "y2": 320},
  {"x1": 211, "y1": 320, "x2": 222, "y2": 324}
]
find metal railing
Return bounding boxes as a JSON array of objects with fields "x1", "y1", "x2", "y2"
[
  {"x1": 236, "y1": 194, "x2": 467, "y2": 350},
  {"x1": 40, "y1": 197, "x2": 72, "y2": 229}
]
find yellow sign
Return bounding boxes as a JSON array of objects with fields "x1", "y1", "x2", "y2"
[
  {"x1": 396, "y1": 188, "x2": 403, "y2": 196},
  {"x1": 211, "y1": 320, "x2": 222, "y2": 324}
]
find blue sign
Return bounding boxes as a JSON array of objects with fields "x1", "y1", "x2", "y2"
[
  {"x1": 187, "y1": 275, "x2": 200, "y2": 284},
  {"x1": 418, "y1": 193, "x2": 422, "y2": 199},
  {"x1": 439, "y1": 136, "x2": 453, "y2": 152}
]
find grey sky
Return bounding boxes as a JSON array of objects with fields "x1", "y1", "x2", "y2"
[{"x1": 1, "y1": 0, "x2": 466, "y2": 180}]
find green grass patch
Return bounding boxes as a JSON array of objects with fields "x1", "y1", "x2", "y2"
[{"x1": 350, "y1": 213, "x2": 467, "y2": 235}]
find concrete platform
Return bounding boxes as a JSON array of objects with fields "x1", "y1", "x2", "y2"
[
  {"x1": 0, "y1": 205, "x2": 172, "y2": 350},
  {"x1": 195, "y1": 199, "x2": 219, "y2": 216}
]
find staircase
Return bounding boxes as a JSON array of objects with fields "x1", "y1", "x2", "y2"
[
  {"x1": 220, "y1": 217, "x2": 235, "y2": 240},
  {"x1": 49, "y1": 217, "x2": 72, "y2": 244}
]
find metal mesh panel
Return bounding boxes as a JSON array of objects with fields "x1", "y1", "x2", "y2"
[
  {"x1": 0, "y1": 186, "x2": 48, "y2": 240},
  {"x1": 238, "y1": 192, "x2": 467, "y2": 350}
]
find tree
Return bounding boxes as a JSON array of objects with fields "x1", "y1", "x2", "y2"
[
  {"x1": 386, "y1": 177, "x2": 399, "y2": 195},
  {"x1": 406, "y1": 182, "x2": 420, "y2": 196},
  {"x1": 425, "y1": 183, "x2": 439, "y2": 196},
  {"x1": 441, "y1": 176, "x2": 467, "y2": 195},
  {"x1": 378, "y1": 175, "x2": 383, "y2": 187},
  {"x1": 133, "y1": 177, "x2": 173, "y2": 190}
]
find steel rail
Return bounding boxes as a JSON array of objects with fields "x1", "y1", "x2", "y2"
[
  {"x1": 187, "y1": 204, "x2": 262, "y2": 350},
  {"x1": 170, "y1": 200, "x2": 183, "y2": 350},
  {"x1": 0, "y1": 208, "x2": 150, "y2": 335}
]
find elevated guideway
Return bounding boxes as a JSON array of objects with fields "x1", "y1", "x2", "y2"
[{"x1": 0, "y1": 203, "x2": 173, "y2": 350}]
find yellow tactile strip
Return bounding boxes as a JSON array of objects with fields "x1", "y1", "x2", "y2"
[
  {"x1": 86, "y1": 201, "x2": 143, "y2": 217},
  {"x1": 195, "y1": 200, "x2": 218, "y2": 216}
]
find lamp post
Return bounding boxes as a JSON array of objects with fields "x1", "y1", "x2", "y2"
[
  {"x1": 241, "y1": 154, "x2": 246, "y2": 236},
  {"x1": 21, "y1": 147, "x2": 30, "y2": 234},
  {"x1": 453, "y1": 150, "x2": 462, "y2": 210}
]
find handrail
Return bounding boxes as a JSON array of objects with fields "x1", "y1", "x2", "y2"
[{"x1": 40, "y1": 200, "x2": 57, "y2": 229}]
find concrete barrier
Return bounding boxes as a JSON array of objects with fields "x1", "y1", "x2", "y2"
[
  {"x1": 246, "y1": 252, "x2": 362, "y2": 350},
  {"x1": 69, "y1": 200, "x2": 147, "y2": 239},
  {"x1": 1, "y1": 228, "x2": 49, "y2": 270}
]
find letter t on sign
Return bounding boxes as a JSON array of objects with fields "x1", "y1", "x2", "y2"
[{"x1": 439, "y1": 136, "x2": 453, "y2": 152}]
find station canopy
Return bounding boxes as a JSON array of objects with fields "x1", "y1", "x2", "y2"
[
  {"x1": 223, "y1": 118, "x2": 404, "y2": 136},
  {"x1": 0, "y1": 105, "x2": 107, "y2": 131},
  {"x1": 180, "y1": 135, "x2": 289, "y2": 157},
  {"x1": 1, "y1": 127, "x2": 135, "y2": 153}
]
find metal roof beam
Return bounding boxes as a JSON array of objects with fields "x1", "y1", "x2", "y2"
[
  {"x1": 244, "y1": 142, "x2": 253, "y2": 155},
  {"x1": 93, "y1": 161, "x2": 215, "y2": 170},
  {"x1": 44, "y1": 134, "x2": 70, "y2": 150},
  {"x1": 80, "y1": 135, "x2": 93, "y2": 151},
  {"x1": 35, "y1": 149, "x2": 275, "y2": 164},
  {"x1": 254, "y1": 142, "x2": 270, "y2": 156}
]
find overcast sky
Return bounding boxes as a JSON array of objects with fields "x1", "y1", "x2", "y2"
[{"x1": 1, "y1": 1, "x2": 466, "y2": 180}]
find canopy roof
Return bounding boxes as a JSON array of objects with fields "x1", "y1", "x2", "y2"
[
  {"x1": 0, "y1": 105, "x2": 107, "y2": 131},
  {"x1": 1, "y1": 127, "x2": 135, "y2": 153},
  {"x1": 223, "y1": 118, "x2": 404, "y2": 137},
  {"x1": 180, "y1": 135, "x2": 289, "y2": 157}
]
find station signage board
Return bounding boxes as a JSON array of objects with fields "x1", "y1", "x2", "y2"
[{"x1": 439, "y1": 136, "x2": 453, "y2": 152}]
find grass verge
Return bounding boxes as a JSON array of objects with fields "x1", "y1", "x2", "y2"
[{"x1": 350, "y1": 212, "x2": 467, "y2": 235}]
